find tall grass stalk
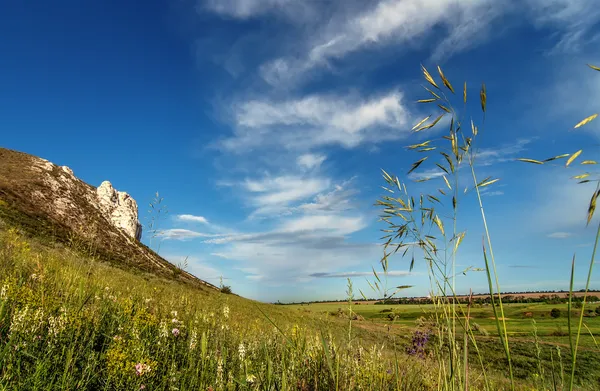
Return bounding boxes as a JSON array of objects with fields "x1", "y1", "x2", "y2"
[
  {"x1": 569, "y1": 220, "x2": 600, "y2": 390},
  {"x1": 376, "y1": 64, "x2": 518, "y2": 390}
]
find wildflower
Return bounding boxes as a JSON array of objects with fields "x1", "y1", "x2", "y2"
[
  {"x1": 216, "y1": 357, "x2": 224, "y2": 385},
  {"x1": 172, "y1": 328, "x2": 180, "y2": 337},
  {"x1": 135, "y1": 362, "x2": 152, "y2": 376},
  {"x1": 159, "y1": 320, "x2": 169, "y2": 339},
  {"x1": 48, "y1": 309, "x2": 68, "y2": 339},
  {"x1": 246, "y1": 374, "x2": 256, "y2": 383},
  {"x1": 238, "y1": 342, "x2": 246, "y2": 361},
  {"x1": 113, "y1": 335, "x2": 122, "y2": 342},
  {"x1": 140, "y1": 385, "x2": 146, "y2": 390},
  {"x1": 406, "y1": 330, "x2": 430, "y2": 358},
  {"x1": 0, "y1": 284, "x2": 7, "y2": 299},
  {"x1": 171, "y1": 310, "x2": 178, "y2": 318},
  {"x1": 189, "y1": 330, "x2": 198, "y2": 350},
  {"x1": 10, "y1": 306, "x2": 29, "y2": 336},
  {"x1": 223, "y1": 305, "x2": 229, "y2": 319}
]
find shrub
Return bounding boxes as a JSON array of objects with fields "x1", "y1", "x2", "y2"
[
  {"x1": 220, "y1": 285, "x2": 232, "y2": 294},
  {"x1": 550, "y1": 308, "x2": 561, "y2": 318}
]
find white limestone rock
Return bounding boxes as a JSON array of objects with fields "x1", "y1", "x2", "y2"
[{"x1": 96, "y1": 181, "x2": 143, "y2": 240}]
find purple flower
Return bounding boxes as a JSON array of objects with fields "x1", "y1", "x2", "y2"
[
  {"x1": 406, "y1": 330, "x2": 430, "y2": 358},
  {"x1": 172, "y1": 328, "x2": 180, "y2": 337}
]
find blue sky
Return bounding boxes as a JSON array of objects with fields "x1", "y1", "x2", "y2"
[{"x1": 1, "y1": 0, "x2": 600, "y2": 302}]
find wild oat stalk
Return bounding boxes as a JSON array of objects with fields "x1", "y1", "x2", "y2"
[
  {"x1": 146, "y1": 191, "x2": 168, "y2": 253},
  {"x1": 376, "y1": 64, "x2": 508, "y2": 390},
  {"x1": 518, "y1": 63, "x2": 600, "y2": 391}
]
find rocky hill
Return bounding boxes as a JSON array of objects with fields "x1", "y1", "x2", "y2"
[{"x1": 0, "y1": 147, "x2": 218, "y2": 291}]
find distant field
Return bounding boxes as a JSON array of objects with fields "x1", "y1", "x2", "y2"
[
  {"x1": 304, "y1": 291, "x2": 600, "y2": 305},
  {"x1": 288, "y1": 302, "x2": 600, "y2": 349}
]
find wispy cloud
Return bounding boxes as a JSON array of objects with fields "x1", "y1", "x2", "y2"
[
  {"x1": 219, "y1": 91, "x2": 411, "y2": 152},
  {"x1": 298, "y1": 179, "x2": 358, "y2": 213},
  {"x1": 309, "y1": 270, "x2": 412, "y2": 278},
  {"x1": 475, "y1": 138, "x2": 534, "y2": 166},
  {"x1": 176, "y1": 214, "x2": 209, "y2": 224},
  {"x1": 198, "y1": 192, "x2": 376, "y2": 282},
  {"x1": 280, "y1": 214, "x2": 366, "y2": 236},
  {"x1": 547, "y1": 231, "x2": 573, "y2": 239},
  {"x1": 297, "y1": 153, "x2": 326, "y2": 170},
  {"x1": 158, "y1": 229, "x2": 215, "y2": 240},
  {"x1": 526, "y1": 0, "x2": 600, "y2": 55},
  {"x1": 243, "y1": 175, "x2": 330, "y2": 217},
  {"x1": 254, "y1": 0, "x2": 600, "y2": 86},
  {"x1": 202, "y1": 0, "x2": 313, "y2": 20},
  {"x1": 408, "y1": 138, "x2": 533, "y2": 181},
  {"x1": 408, "y1": 168, "x2": 446, "y2": 181},
  {"x1": 259, "y1": 0, "x2": 504, "y2": 86}
]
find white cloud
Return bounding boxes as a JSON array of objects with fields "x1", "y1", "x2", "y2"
[
  {"x1": 408, "y1": 168, "x2": 447, "y2": 181},
  {"x1": 547, "y1": 231, "x2": 573, "y2": 239},
  {"x1": 256, "y1": 0, "x2": 600, "y2": 86},
  {"x1": 280, "y1": 214, "x2": 366, "y2": 236},
  {"x1": 176, "y1": 214, "x2": 209, "y2": 224},
  {"x1": 476, "y1": 139, "x2": 535, "y2": 166},
  {"x1": 299, "y1": 179, "x2": 358, "y2": 213},
  {"x1": 206, "y1": 239, "x2": 379, "y2": 282},
  {"x1": 260, "y1": 0, "x2": 503, "y2": 85},
  {"x1": 480, "y1": 190, "x2": 504, "y2": 197},
  {"x1": 158, "y1": 229, "x2": 215, "y2": 240},
  {"x1": 525, "y1": 0, "x2": 600, "y2": 54},
  {"x1": 221, "y1": 91, "x2": 411, "y2": 151},
  {"x1": 242, "y1": 175, "x2": 330, "y2": 217},
  {"x1": 199, "y1": 186, "x2": 375, "y2": 282},
  {"x1": 297, "y1": 153, "x2": 326, "y2": 170},
  {"x1": 407, "y1": 138, "x2": 534, "y2": 181},
  {"x1": 309, "y1": 270, "x2": 413, "y2": 278},
  {"x1": 202, "y1": 0, "x2": 312, "y2": 19}
]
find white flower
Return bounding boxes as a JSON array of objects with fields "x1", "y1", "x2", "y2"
[
  {"x1": 159, "y1": 320, "x2": 169, "y2": 339},
  {"x1": 238, "y1": 342, "x2": 246, "y2": 362},
  {"x1": 223, "y1": 305, "x2": 230, "y2": 319},
  {"x1": 0, "y1": 284, "x2": 8, "y2": 299},
  {"x1": 189, "y1": 330, "x2": 197, "y2": 350}
]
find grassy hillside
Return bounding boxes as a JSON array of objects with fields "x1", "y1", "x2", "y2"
[
  {"x1": 2, "y1": 225, "x2": 570, "y2": 390},
  {"x1": 1, "y1": 226, "x2": 599, "y2": 390},
  {"x1": 0, "y1": 147, "x2": 217, "y2": 290}
]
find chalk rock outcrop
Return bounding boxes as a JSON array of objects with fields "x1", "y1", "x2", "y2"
[{"x1": 96, "y1": 181, "x2": 143, "y2": 240}]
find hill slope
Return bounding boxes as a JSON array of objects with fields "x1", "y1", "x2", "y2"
[{"x1": 0, "y1": 147, "x2": 217, "y2": 291}]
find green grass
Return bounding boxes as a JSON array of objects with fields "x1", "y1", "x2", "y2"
[
  {"x1": 0, "y1": 227, "x2": 576, "y2": 390},
  {"x1": 0, "y1": 227, "x2": 486, "y2": 391}
]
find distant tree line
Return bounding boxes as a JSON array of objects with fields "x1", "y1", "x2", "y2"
[
  {"x1": 274, "y1": 290, "x2": 600, "y2": 305},
  {"x1": 374, "y1": 293, "x2": 600, "y2": 306}
]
